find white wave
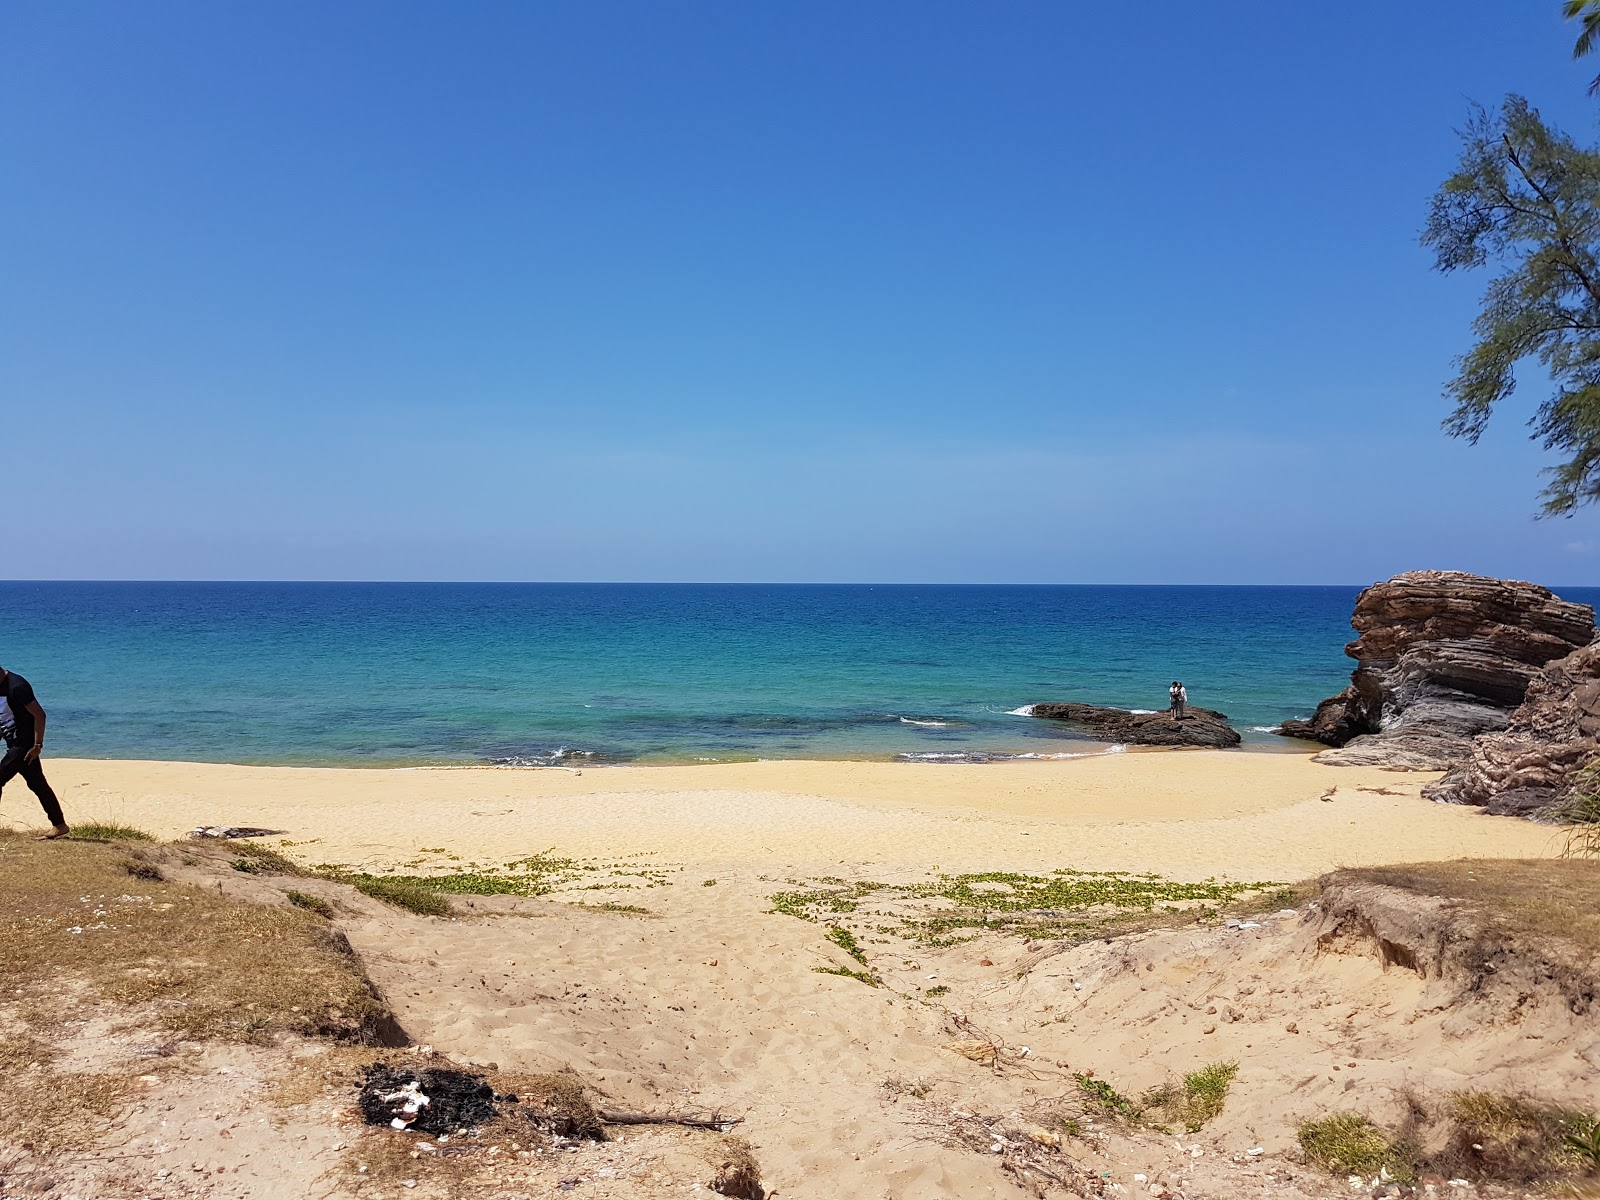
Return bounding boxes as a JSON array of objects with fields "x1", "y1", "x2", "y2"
[
  {"x1": 1127, "y1": 709, "x2": 1156, "y2": 715},
  {"x1": 1006, "y1": 705, "x2": 1037, "y2": 716},
  {"x1": 899, "y1": 716, "x2": 951, "y2": 727},
  {"x1": 1250, "y1": 725, "x2": 1282, "y2": 733}
]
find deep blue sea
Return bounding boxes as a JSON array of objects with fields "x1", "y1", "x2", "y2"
[{"x1": 6, "y1": 582, "x2": 1598, "y2": 767}]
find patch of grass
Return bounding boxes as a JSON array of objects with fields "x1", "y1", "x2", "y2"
[
  {"x1": 1330, "y1": 859, "x2": 1600, "y2": 959},
  {"x1": 702, "y1": 878, "x2": 718, "y2": 887},
  {"x1": 69, "y1": 822, "x2": 155, "y2": 843},
  {"x1": 0, "y1": 830, "x2": 388, "y2": 1074},
  {"x1": 570, "y1": 901, "x2": 654, "y2": 916},
  {"x1": 1434, "y1": 1092, "x2": 1590, "y2": 1183},
  {"x1": 1074, "y1": 1073, "x2": 1140, "y2": 1122},
  {"x1": 924, "y1": 984, "x2": 950, "y2": 997},
  {"x1": 813, "y1": 965, "x2": 879, "y2": 987},
  {"x1": 286, "y1": 890, "x2": 334, "y2": 918},
  {"x1": 1298, "y1": 1113, "x2": 1412, "y2": 1182},
  {"x1": 227, "y1": 842, "x2": 302, "y2": 875},
  {"x1": 314, "y1": 850, "x2": 638, "y2": 902},
  {"x1": 1179, "y1": 1061, "x2": 1238, "y2": 1130},
  {"x1": 826, "y1": 925, "x2": 868, "y2": 964},
  {"x1": 343, "y1": 874, "x2": 452, "y2": 916},
  {"x1": 1558, "y1": 762, "x2": 1600, "y2": 857}
]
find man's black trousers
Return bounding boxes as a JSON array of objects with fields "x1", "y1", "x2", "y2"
[{"x1": 0, "y1": 743, "x2": 64, "y2": 828}]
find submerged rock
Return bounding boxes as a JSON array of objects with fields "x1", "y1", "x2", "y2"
[
  {"x1": 1028, "y1": 702, "x2": 1242, "y2": 748},
  {"x1": 1280, "y1": 571, "x2": 1594, "y2": 770},
  {"x1": 1425, "y1": 639, "x2": 1600, "y2": 816}
]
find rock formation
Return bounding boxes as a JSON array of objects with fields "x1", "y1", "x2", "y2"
[
  {"x1": 1279, "y1": 571, "x2": 1595, "y2": 770},
  {"x1": 1029, "y1": 702, "x2": 1242, "y2": 748},
  {"x1": 1424, "y1": 639, "x2": 1600, "y2": 816}
]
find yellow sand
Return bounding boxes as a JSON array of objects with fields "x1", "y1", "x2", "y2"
[{"x1": 34, "y1": 751, "x2": 1563, "y2": 880}]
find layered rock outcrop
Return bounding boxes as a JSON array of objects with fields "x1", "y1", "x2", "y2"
[
  {"x1": 1029, "y1": 702, "x2": 1242, "y2": 748},
  {"x1": 1279, "y1": 571, "x2": 1595, "y2": 770},
  {"x1": 1424, "y1": 639, "x2": 1600, "y2": 816}
]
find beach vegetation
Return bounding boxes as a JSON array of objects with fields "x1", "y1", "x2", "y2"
[
  {"x1": 1557, "y1": 760, "x2": 1600, "y2": 857},
  {"x1": 1137, "y1": 1061, "x2": 1239, "y2": 1132},
  {"x1": 227, "y1": 841, "x2": 302, "y2": 875},
  {"x1": 1327, "y1": 859, "x2": 1600, "y2": 958},
  {"x1": 826, "y1": 924, "x2": 869, "y2": 964},
  {"x1": 769, "y1": 868, "x2": 1278, "y2": 949},
  {"x1": 1298, "y1": 1113, "x2": 1413, "y2": 1182},
  {"x1": 1430, "y1": 1091, "x2": 1589, "y2": 1182},
  {"x1": 286, "y1": 889, "x2": 334, "y2": 918},
  {"x1": 924, "y1": 984, "x2": 950, "y2": 997},
  {"x1": 69, "y1": 822, "x2": 156, "y2": 842},
  {"x1": 813, "y1": 965, "x2": 879, "y2": 986},
  {"x1": 1074, "y1": 1073, "x2": 1141, "y2": 1122},
  {"x1": 569, "y1": 900, "x2": 654, "y2": 916},
  {"x1": 1565, "y1": 1112, "x2": 1600, "y2": 1172},
  {"x1": 1423, "y1": 95, "x2": 1600, "y2": 515},
  {"x1": 0, "y1": 830, "x2": 388, "y2": 1151},
  {"x1": 343, "y1": 874, "x2": 453, "y2": 916}
]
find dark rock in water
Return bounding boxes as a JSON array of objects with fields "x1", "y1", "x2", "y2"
[
  {"x1": 359, "y1": 1063, "x2": 498, "y2": 1134},
  {"x1": 1029, "y1": 702, "x2": 1242, "y2": 748},
  {"x1": 1279, "y1": 571, "x2": 1595, "y2": 771},
  {"x1": 1425, "y1": 639, "x2": 1600, "y2": 816}
]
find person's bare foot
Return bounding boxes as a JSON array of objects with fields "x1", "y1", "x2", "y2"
[{"x1": 38, "y1": 825, "x2": 69, "y2": 840}]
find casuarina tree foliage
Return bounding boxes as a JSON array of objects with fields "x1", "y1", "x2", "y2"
[
  {"x1": 1566, "y1": 0, "x2": 1600, "y2": 94},
  {"x1": 1423, "y1": 96, "x2": 1600, "y2": 515}
]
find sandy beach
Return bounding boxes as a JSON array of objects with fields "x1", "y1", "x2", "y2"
[{"x1": 33, "y1": 750, "x2": 1562, "y2": 880}]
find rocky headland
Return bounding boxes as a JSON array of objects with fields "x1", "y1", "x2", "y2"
[
  {"x1": 1279, "y1": 570, "x2": 1595, "y2": 771},
  {"x1": 1424, "y1": 638, "x2": 1600, "y2": 816},
  {"x1": 1028, "y1": 701, "x2": 1243, "y2": 747}
]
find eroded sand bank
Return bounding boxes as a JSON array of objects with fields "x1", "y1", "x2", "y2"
[{"x1": 32, "y1": 751, "x2": 1562, "y2": 879}]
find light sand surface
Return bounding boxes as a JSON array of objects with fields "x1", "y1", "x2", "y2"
[{"x1": 32, "y1": 752, "x2": 1563, "y2": 880}]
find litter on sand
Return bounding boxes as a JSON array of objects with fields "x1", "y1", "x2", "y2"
[
  {"x1": 187, "y1": 826, "x2": 287, "y2": 839},
  {"x1": 358, "y1": 1064, "x2": 499, "y2": 1135}
]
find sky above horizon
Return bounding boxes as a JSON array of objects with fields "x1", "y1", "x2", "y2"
[{"x1": 7, "y1": 2, "x2": 1600, "y2": 584}]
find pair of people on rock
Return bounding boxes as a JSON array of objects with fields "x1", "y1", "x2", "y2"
[{"x1": 1168, "y1": 680, "x2": 1188, "y2": 721}]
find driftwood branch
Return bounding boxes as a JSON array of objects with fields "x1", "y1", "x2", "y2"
[{"x1": 599, "y1": 1109, "x2": 742, "y2": 1131}]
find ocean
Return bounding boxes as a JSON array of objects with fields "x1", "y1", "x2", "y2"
[{"x1": 7, "y1": 582, "x2": 1597, "y2": 767}]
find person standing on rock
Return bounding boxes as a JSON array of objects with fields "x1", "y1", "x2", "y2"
[
  {"x1": 1169, "y1": 681, "x2": 1187, "y2": 722},
  {"x1": 0, "y1": 666, "x2": 68, "y2": 839}
]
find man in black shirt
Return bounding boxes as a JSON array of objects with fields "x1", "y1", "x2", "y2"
[{"x1": 0, "y1": 667, "x2": 67, "y2": 838}]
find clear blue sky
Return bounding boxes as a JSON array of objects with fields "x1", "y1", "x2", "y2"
[{"x1": 6, "y1": 1, "x2": 1600, "y2": 584}]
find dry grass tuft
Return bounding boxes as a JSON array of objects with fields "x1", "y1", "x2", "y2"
[
  {"x1": 0, "y1": 830, "x2": 387, "y2": 1044},
  {"x1": 1427, "y1": 1091, "x2": 1591, "y2": 1184},
  {"x1": 70, "y1": 823, "x2": 155, "y2": 843},
  {"x1": 707, "y1": 1135, "x2": 764, "y2": 1198}
]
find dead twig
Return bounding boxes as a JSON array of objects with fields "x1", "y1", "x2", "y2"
[{"x1": 599, "y1": 1109, "x2": 742, "y2": 1131}]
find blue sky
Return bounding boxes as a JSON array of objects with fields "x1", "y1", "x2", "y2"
[{"x1": 6, "y1": 1, "x2": 1600, "y2": 584}]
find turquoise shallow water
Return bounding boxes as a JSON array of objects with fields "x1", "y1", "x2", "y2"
[{"x1": 7, "y1": 582, "x2": 1598, "y2": 766}]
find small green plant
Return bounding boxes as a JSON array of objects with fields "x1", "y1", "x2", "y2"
[
  {"x1": 1180, "y1": 1061, "x2": 1239, "y2": 1129},
  {"x1": 1074, "y1": 1073, "x2": 1141, "y2": 1121},
  {"x1": 925, "y1": 985, "x2": 950, "y2": 997},
  {"x1": 70, "y1": 822, "x2": 155, "y2": 842},
  {"x1": 826, "y1": 925, "x2": 868, "y2": 964},
  {"x1": 702, "y1": 878, "x2": 718, "y2": 887},
  {"x1": 1564, "y1": 1113, "x2": 1600, "y2": 1171},
  {"x1": 813, "y1": 965, "x2": 879, "y2": 987},
  {"x1": 1298, "y1": 1113, "x2": 1413, "y2": 1182},
  {"x1": 285, "y1": 890, "x2": 333, "y2": 918}
]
